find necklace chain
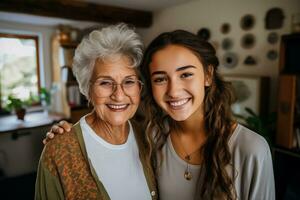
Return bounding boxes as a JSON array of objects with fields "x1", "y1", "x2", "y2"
[{"x1": 175, "y1": 131, "x2": 201, "y2": 181}]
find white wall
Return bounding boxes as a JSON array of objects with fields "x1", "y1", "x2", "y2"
[{"x1": 139, "y1": 0, "x2": 300, "y2": 112}]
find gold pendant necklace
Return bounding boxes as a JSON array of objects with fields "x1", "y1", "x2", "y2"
[
  {"x1": 175, "y1": 132, "x2": 200, "y2": 181},
  {"x1": 184, "y1": 155, "x2": 192, "y2": 180}
]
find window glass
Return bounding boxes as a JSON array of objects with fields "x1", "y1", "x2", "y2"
[{"x1": 0, "y1": 34, "x2": 40, "y2": 108}]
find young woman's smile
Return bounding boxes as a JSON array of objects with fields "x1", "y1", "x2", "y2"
[
  {"x1": 149, "y1": 45, "x2": 211, "y2": 122},
  {"x1": 167, "y1": 98, "x2": 191, "y2": 109}
]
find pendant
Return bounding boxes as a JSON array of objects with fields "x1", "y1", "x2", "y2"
[
  {"x1": 185, "y1": 155, "x2": 191, "y2": 161},
  {"x1": 184, "y1": 170, "x2": 192, "y2": 180}
]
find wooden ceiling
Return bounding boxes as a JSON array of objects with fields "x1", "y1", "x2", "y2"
[{"x1": 0, "y1": 0, "x2": 152, "y2": 27}]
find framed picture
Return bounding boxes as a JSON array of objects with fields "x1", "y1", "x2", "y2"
[{"x1": 223, "y1": 75, "x2": 270, "y2": 122}]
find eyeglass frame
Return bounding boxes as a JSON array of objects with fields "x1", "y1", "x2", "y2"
[{"x1": 90, "y1": 75, "x2": 144, "y2": 98}]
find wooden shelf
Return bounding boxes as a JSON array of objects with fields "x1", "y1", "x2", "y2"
[{"x1": 60, "y1": 42, "x2": 78, "y2": 49}]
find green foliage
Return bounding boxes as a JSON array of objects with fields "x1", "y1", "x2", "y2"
[
  {"x1": 40, "y1": 87, "x2": 51, "y2": 106},
  {"x1": 5, "y1": 95, "x2": 28, "y2": 111},
  {"x1": 235, "y1": 107, "x2": 277, "y2": 146},
  {"x1": 4, "y1": 88, "x2": 50, "y2": 112},
  {"x1": 28, "y1": 92, "x2": 40, "y2": 105}
]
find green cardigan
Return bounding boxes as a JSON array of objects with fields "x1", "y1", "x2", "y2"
[{"x1": 35, "y1": 121, "x2": 157, "y2": 200}]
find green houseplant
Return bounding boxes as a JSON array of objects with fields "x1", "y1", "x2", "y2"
[{"x1": 6, "y1": 95, "x2": 27, "y2": 120}]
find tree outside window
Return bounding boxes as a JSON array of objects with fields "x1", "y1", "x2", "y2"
[{"x1": 0, "y1": 33, "x2": 40, "y2": 110}]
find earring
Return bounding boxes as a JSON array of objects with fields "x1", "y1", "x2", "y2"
[{"x1": 205, "y1": 80, "x2": 210, "y2": 86}]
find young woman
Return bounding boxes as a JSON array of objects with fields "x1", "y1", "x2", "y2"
[
  {"x1": 46, "y1": 29, "x2": 275, "y2": 200},
  {"x1": 140, "y1": 30, "x2": 275, "y2": 200}
]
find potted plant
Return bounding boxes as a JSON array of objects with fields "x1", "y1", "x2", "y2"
[{"x1": 5, "y1": 95, "x2": 27, "y2": 120}]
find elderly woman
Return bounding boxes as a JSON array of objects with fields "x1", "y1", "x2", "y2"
[{"x1": 35, "y1": 24, "x2": 157, "y2": 200}]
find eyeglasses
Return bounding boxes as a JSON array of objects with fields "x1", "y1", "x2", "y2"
[{"x1": 91, "y1": 77, "x2": 144, "y2": 98}]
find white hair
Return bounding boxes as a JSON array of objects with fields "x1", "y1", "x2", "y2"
[{"x1": 72, "y1": 23, "x2": 143, "y2": 100}]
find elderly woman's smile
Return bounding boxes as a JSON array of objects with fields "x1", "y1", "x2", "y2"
[{"x1": 106, "y1": 104, "x2": 129, "y2": 111}]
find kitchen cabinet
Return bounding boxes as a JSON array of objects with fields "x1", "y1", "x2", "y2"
[{"x1": 0, "y1": 112, "x2": 64, "y2": 178}]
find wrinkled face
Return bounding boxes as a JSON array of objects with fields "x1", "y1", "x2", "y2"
[
  {"x1": 90, "y1": 56, "x2": 141, "y2": 126},
  {"x1": 149, "y1": 45, "x2": 211, "y2": 122}
]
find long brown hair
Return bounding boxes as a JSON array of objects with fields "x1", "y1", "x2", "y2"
[{"x1": 140, "y1": 30, "x2": 237, "y2": 200}]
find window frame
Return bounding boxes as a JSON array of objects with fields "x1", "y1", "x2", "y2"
[{"x1": 0, "y1": 32, "x2": 41, "y2": 109}]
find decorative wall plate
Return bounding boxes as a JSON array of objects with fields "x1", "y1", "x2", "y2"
[
  {"x1": 240, "y1": 14, "x2": 255, "y2": 30},
  {"x1": 222, "y1": 52, "x2": 238, "y2": 68},
  {"x1": 244, "y1": 55, "x2": 257, "y2": 65},
  {"x1": 265, "y1": 8, "x2": 285, "y2": 29},
  {"x1": 267, "y1": 50, "x2": 278, "y2": 60},
  {"x1": 222, "y1": 38, "x2": 233, "y2": 50},
  {"x1": 221, "y1": 23, "x2": 231, "y2": 34},
  {"x1": 197, "y1": 28, "x2": 210, "y2": 41},
  {"x1": 241, "y1": 33, "x2": 255, "y2": 49},
  {"x1": 267, "y1": 32, "x2": 279, "y2": 44}
]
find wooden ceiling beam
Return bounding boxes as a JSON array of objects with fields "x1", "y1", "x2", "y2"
[{"x1": 0, "y1": 0, "x2": 152, "y2": 27}]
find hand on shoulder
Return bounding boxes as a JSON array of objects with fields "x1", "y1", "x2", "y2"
[{"x1": 43, "y1": 120, "x2": 73, "y2": 144}]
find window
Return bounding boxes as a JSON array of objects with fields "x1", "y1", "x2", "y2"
[{"x1": 0, "y1": 33, "x2": 41, "y2": 109}]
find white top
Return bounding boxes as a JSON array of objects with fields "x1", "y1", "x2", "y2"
[
  {"x1": 80, "y1": 117, "x2": 151, "y2": 200},
  {"x1": 158, "y1": 124, "x2": 275, "y2": 200}
]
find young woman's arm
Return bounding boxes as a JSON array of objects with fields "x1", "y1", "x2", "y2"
[
  {"x1": 231, "y1": 126, "x2": 275, "y2": 200},
  {"x1": 248, "y1": 145, "x2": 275, "y2": 200}
]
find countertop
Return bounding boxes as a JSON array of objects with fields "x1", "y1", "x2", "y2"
[{"x1": 0, "y1": 111, "x2": 65, "y2": 133}]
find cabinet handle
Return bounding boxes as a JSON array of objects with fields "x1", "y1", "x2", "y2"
[{"x1": 11, "y1": 131, "x2": 31, "y2": 140}]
